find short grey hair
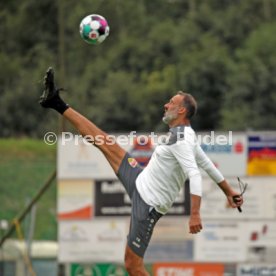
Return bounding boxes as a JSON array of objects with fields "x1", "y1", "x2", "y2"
[{"x1": 177, "y1": 91, "x2": 197, "y2": 119}]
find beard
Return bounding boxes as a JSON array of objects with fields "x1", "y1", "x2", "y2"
[{"x1": 162, "y1": 110, "x2": 178, "y2": 125}]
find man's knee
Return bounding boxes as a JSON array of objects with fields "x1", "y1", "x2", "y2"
[
  {"x1": 124, "y1": 246, "x2": 149, "y2": 276},
  {"x1": 125, "y1": 259, "x2": 149, "y2": 276},
  {"x1": 125, "y1": 249, "x2": 138, "y2": 272},
  {"x1": 124, "y1": 254, "x2": 134, "y2": 273}
]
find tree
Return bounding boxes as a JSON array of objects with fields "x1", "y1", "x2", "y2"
[
  {"x1": 221, "y1": 23, "x2": 276, "y2": 130},
  {"x1": 1, "y1": 0, "x2": 276, "y2": 136}
]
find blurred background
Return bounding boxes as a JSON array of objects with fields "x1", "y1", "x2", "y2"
[{"x1": 0, "y1": 0, "x2": 276, "y2": 275}]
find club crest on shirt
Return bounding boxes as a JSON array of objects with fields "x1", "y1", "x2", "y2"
[{"x1": 128, "y1": 158, "x2": 138, "y2": 168}]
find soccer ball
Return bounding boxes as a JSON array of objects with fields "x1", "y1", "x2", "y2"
[{"x1": 79, "y1": 14, "x2": 110, "y2": 45}]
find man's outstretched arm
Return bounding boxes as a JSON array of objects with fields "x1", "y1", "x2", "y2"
[
  {"x1": 195, "y1": 143, "x2": 244, "y2": 211},
  {"x1": 172, "y1": 143, "x2": 204, "y2": 234}
]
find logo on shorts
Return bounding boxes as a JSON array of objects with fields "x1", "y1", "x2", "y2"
[
  {"x1": 132, "y1": 241, "x2": 141, "y2": 248},
  {"x1": 128, "y1": 158, "x2": 138, "y2": 168}
]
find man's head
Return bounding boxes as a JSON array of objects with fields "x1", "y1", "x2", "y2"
[{"x1": 162, "y1": 91, "x2": 197, "y2": 126}]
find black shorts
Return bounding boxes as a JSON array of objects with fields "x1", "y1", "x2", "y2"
[{"x1": 117, "y1": 153, "x2": 163, "y2": 257}]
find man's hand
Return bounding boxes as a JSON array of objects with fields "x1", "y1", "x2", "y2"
[
  {"x1": 218, "y1": 179, "x2": 245, "y2": 212},
  {"x1": 189, "y1": 213, "x2": 203, "y2": 234},
  {"x1": 227, "y1": 193, "x2": 243, "y2": 209},
  {"x1": 189, "y1": 194, "x2": 202, "y2": 234}
]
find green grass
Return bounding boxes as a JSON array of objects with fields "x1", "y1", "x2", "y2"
[{"x1": 0, "y1": 139, "x2": 57, "y2": 240}]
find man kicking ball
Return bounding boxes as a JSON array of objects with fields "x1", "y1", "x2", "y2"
[{"x1": 40, "y1": 67, "x2": 243, "y2": 276}]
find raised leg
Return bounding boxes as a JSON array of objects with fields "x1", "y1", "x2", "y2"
[{"x1": 63, "y1": 107, "x2": 126, "y2": 174}]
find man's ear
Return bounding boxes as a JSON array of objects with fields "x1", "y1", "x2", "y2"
[{"x1": 178, "y1": 106, "x2": 186, "y2": 115}]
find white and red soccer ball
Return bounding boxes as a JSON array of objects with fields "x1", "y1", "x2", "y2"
[{"x1": 79, "y1": 14, "x2": 110, "y2": 45}]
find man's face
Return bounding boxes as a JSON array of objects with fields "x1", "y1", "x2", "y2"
[{"x1": 162, "y1": 94, "x2": 184, "y2": 125}]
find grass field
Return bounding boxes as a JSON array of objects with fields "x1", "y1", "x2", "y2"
[{"x1": 0, "y1": 139, "x2": 57, "y2": 240}]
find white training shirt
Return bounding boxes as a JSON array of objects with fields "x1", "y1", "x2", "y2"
[{"x1": 135, "y1": 125, "x2": 224, "y2": 214}]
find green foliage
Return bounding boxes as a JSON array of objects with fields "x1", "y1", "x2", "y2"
[
  {"x1": 0, "y1": 0, "x2": 276, "y2": 242},
  {"x1": 0, "y1": 139, "x2": 57, "y2": 240},
  {"x1": 1, "y1": 0, "x2": 276, "y2": 136},
  {"x1": 221, "y1": 22, "x2": 276, "y2": 130},
  {"x1": 177, "y1": 34, "x2": 231, "y2": 129}
]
